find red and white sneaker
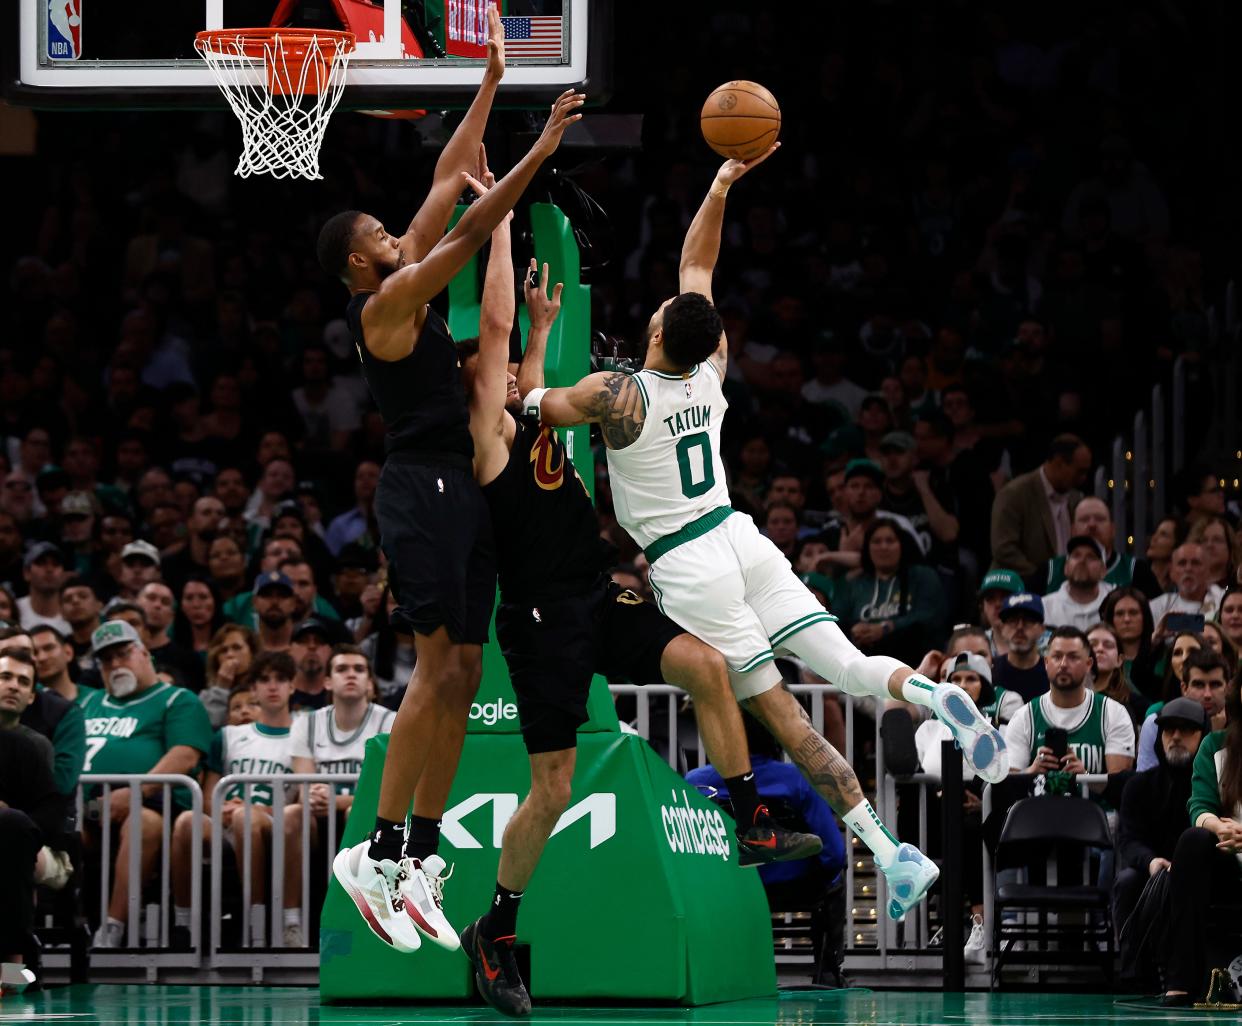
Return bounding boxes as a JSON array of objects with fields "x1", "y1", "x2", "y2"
[
  {"x1": 331, "y1": 841, "x2": 423, "y2": 953},
  {"x1": 399, "y1": 855, "x2": 460, "y2": 950}
]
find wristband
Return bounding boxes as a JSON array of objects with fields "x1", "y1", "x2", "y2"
[{"x1": 522, "y1": 387, "x2": 549, "y2": 419}]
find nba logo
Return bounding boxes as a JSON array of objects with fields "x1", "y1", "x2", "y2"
[
  {"x1": 684, "y1": 382, "x2": 693, "y2": 399},
  {"x1": 47, "y1": 0, "x2": 83, "y2": 61}
]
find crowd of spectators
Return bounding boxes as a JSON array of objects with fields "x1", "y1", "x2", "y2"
[{"x1": 0, "y1": 0, "x2": 1239, "y2": 1000}]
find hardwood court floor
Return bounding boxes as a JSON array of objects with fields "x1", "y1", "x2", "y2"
[{"x1": 3, "y1": 985, "x2": 1238, "y2": 1025}]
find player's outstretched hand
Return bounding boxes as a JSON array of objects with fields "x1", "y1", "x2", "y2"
[
  {"x1": 524, "y1": 258, "x2": 563, "y2": 331},
  {"x1": 485, "y1": 4, "x2": 505, "y2": 81},
  {"x1": 534, "y1": 89, "x2": 586, "y2": 158},
  {"x1": 715, "y1": 141, "x2": 780, "y2": 187}
]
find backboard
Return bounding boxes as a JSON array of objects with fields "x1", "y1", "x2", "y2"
[{"x1": 7, "y1": 1, "x2": 611, "y2": 110}]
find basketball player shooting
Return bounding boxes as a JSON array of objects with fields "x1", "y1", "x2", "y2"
[
  {"x1": 522, "y1": 145, "x2": 1010, "y2": 921},
  {"x1": 315, "y1": 7, "x2": 585, "y2": 956},
  {"x1": 452, "y1": 163, "x2": 820, "y2": 1014}
]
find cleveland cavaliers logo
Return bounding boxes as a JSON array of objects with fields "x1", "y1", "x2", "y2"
[{"x1": 530, "y1": 427, "x2": 565, "y2": 491}]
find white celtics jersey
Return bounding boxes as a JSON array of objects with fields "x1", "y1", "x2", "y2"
[
  {"x1": 214, "y1": 723, "x2": 294, "y2": 806},
  {"x1": 607, "y1": 361, "x2": 731, "y2": 549},
  {"x1": 289, "y1": 702, "x2": 396, "y2": 792}
]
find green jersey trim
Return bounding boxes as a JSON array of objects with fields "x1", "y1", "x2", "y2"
[
  {"x1": 253, "y1": 722, "x2": 290, "y2": 737},
  {"x1": 644, "y1": 506, "x2": 735, "y2": 564},
  {"x1": 768, "y1": 611, "x2": 838, "y2": 649},
  {"x1": 735, "y1": 650, "x2": 776, "y2": 674},
  {"x1": 642, "y1": 364, "x2": 701, "y2": 381}
]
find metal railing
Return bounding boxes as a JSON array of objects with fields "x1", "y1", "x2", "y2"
[
  {"x1": 51, "y1": 710, "x2": 1118, "y2": 987},
  {"x1": 1101, "y1": 353, "x2": 1187, "y2": 557},
  {"x1": 208, "y1": 773, "x2": 358, "y2": 970},
  {"x1": 72, "y1": 773, "x2": 204, "y2": 972}
]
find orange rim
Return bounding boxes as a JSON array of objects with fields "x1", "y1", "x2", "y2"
[
  {"x1": 194, "y1": 27, "x2": 355, "y2": 61},
  {"x1": 195, "y1": 28, "x2": 354, "y2": 97}
]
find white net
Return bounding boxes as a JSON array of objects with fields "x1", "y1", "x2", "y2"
[{"x1": 195, "y1": 30, "x2": 354, "y2": 181}]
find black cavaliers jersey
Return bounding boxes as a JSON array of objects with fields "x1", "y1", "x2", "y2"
[
  {"x1": 483, "y1": 415, "x2": 613, "y2": 602},
  {"x1": 346, "y1": 293, "x2": 473, "y2": 460}
]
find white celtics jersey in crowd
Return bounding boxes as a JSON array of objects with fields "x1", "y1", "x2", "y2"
[
  {"x1": 607, "y1": 361, "x2": 731, "y2": 548},
  {"x1": 289, "y1": 702, "x2": 396, "y2": 792},
  {"x1": 213, "y1": 722, "x2": 294, "y2": 805}
]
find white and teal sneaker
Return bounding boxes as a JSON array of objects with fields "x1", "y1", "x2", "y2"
[
  {"x1": 931, "y1": 682, "x2": 1009, "y2": 783},
  {"x1": 881, "y1": 843, "x2": 939, "y2": 920}
]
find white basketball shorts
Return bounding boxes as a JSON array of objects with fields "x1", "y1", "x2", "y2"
[{"x1": 646, "y1": 511, "x2": 837, "y2": 699}]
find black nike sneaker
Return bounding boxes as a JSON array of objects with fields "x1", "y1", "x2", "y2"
[
  {"x1": 736, "y1": 807, "x2": 824, "y2": 867},
  {"x1": 460, "y1": 917, "x2": 532, "y2": 1017}
]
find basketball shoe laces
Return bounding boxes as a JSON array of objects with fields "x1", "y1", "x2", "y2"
[
  {"x1": 397, "y1": 857, "x2": 453, "y2": 909},
  {"x1": 382, "y1": 861, "x2": 410, "y2": 914},
  {"x1": 424, "y1": 861, "x2": 453, "y2": 908}
]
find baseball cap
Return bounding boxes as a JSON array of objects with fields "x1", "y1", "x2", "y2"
[
  {"x1": 337, "y1": 543, "x2": 379, "y2": 573},
  {"x1": 948, "y1": 651, "x2": 995, "y2": 708},
  {"x1": 24, "y1": 541, "x2": 65, "y2": 568},
  {"x1": 820, "y1": 423, "x2": 864, "y2": 459},
  {"x1": 121, "y1": 540, "x2": 161, "y2": 566},
  {"x1": 60, "y1": 491, "x2": 95, "y2": 518},
  {"x1": 949, "y1": 651, "x2": 993, "y2": 687},
  {"x1": 1065, "y1": 534, "x2": 1105, "y2": 559},
  {"x1": 253, "y1": 570, "x2": 294, "y2": 595},
  {"x1": 1156, "y1": 697, "x2": 1210, "y2": 732},
  {"x1": 843, "y1": 458, "x2": 884, "y2": 485},
  {"x1": 91, "y1": 618, "x2": 143, "y2": 656},
  {"x1": 979, "y1": 569, "x2": 1024, "y2": 596},
  {"x1": 879, "y1": 431, "x2": 915, "y2": 453},
  {"x1": 998, "y1": 593, "x2": 1045, "y2": 622},
  {"x1": 272, "y1": 499, "x2": 304, "y2": 524},
  {"x1": 36, "y1": 464, "x2": 70, "y2": 489},
  {"x1": 292, "y1": 615, "x2": 349, "y2": 644}
]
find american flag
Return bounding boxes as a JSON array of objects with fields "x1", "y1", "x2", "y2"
[{"x1": 500, "y1": 16, "x2": 563, "y2": 59}]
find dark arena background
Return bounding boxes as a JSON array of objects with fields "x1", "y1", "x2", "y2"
[{"x1": 2, "y1": 1, "x2": 1242, "y2": 1023}]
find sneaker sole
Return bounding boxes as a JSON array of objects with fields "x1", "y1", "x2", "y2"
[
  {"x1": 936, "y1": 688, "x2": 1009, "y2": 784},
  {"x1": 737, "y1": 832, "x2": 825, "y2": 867},
  {"x1": 331, "y1": 848, "x2": 421, "y2": 954},
  {"x1": 886, "y1": 856, "x2": 940, "y2": 920},
  {"x1": 462, "y1": 921, "x2": 532, "y2": 1018}
]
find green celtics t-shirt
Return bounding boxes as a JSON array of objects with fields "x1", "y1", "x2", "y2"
[{"x1": 80, "y1": 682, "x2": 213, "y2": 784}]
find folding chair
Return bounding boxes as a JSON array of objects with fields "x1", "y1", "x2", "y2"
[{"x1": 990, "y1": 794, "x2": 1114, "y2": 988}]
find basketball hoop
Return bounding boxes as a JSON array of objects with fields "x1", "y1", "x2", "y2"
[{"x1": 194, "y1": 28, "x2": 355, "y2": 181}]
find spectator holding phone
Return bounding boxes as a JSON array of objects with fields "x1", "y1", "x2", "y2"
[
  {"x1": 1136, "y1": 648, "x2": 1229, "y2": 772},
  {"x1": 1150, "y1": 543, "x2": 1224, "y2": 643},
  {"x1": 1004, "y1": 626, "x2": 1135, "y2": 789}
]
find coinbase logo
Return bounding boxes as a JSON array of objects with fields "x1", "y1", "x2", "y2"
[
  {"x1": 469, "y1": 699, "x2": 518, "y2": 726},
  {"x1": 660, "y1": 789, "x2": 731, "y2": 861}
]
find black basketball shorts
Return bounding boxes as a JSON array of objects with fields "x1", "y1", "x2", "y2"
[
  {"x1": 495, "y1": 579, "x2": 685, "y2": 754},
  {"x1": 375, "y1": 453, "x2": 496, "y2": 645}
]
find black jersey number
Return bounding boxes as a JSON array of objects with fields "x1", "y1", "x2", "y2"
[{"x1": 675, "y1": 432, "x2": 715, "y2": 498}]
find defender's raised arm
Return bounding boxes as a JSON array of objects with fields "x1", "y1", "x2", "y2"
[{"x1": 401, "y1": 5, "x2": 506, "y2": 264}]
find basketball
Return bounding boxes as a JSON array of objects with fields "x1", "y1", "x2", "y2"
[{"x1": 699, "y1": 81, "x2": 781, "y2": 161}]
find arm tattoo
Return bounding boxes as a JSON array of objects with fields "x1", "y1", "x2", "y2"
[
  {"x1": 583, "y1": 372, "x2": 645, "y2": 449},
  {"x1": 789, "y1": 713, "x2": 865, "y2": 816}
]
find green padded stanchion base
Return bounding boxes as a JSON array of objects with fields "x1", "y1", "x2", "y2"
[{"x1": 319, "y1": 731, "x2": 777, "y2": 1005}]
